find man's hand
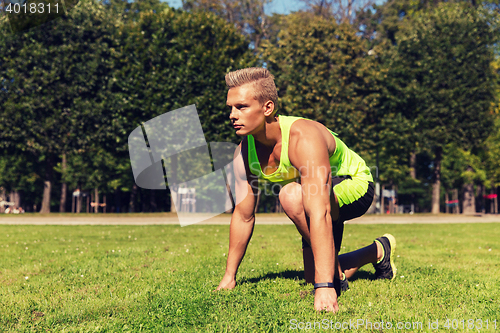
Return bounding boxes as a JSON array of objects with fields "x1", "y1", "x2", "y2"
[
  {"x1": 215, "y1": 274, "x2": 236, "y2": 291},
  {"x1": 314, "y1": 288, "x2": 339, "y2": 313}
]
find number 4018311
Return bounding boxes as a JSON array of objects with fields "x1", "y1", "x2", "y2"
[
  {"x1": 442, "y1": 319, "x2": 497, "y2": 330},
  {"x1": 5, "y1": 2, "x2": 60, "y2": 14}
]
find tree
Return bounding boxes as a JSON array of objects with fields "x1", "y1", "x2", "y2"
[
  {"x1": 389, "y1": 2, "x2": 498, "y2": 213},
  {"x1": 261, "y1": 13, "x2": 383, "y2": 166},
  {"x1": 182, "y1": 0, "x2": 273, "y2": 49},
  {"x1": 0, "y1": 0, "x2": 123, "y2": 213},
  {"x1": 0, "y1": 150, "x2": 43, "y2": 211},
  {"x1": 101, "y1": 0, "x2": 169, "y2": 21},
  {"x1": 108, "y1": 6, "x2": 254, "y2": 211},
  {"x1": 356, "y1": 0, "x2": 500, "y2": 43},
  {"x1": 301, "y1": 0, "x2": 375, "y2": 23}
]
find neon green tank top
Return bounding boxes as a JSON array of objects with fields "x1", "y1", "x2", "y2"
[{"x1": 247, "y1": 115, "x2": 373, "y2": 185}]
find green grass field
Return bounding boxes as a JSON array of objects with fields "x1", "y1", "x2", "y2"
[{"x1": 0, "y1": 222, "x2": 498, "y2": 332}]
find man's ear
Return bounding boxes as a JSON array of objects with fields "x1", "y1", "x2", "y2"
[{"x1": 263, "y1": 100, "x2": 275, "y2": 117}]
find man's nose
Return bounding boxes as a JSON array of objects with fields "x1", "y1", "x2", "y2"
[{"x1": 229, "y1": 107, "x2": 238, "y2": 120}]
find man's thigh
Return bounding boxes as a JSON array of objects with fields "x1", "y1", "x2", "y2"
[{"x1": 333, "y1": 176, "x2": 374, "y2": 222}]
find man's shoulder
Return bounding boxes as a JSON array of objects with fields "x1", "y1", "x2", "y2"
[
  {"x1": 287, "y1": 119, "x2": 337, "y2": 159},
  {"x1": 289, "y1": 118, "x2": 326, "y2": 138}
]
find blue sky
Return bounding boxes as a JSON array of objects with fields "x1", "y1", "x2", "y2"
[
  {"x1": 161, "y1": 0, "x2": 309, "y2": 15},
  {"x1": 160, "y1": 0, "x2": 385, "y2": 15},
  {"x1": 161, "y1": 0, "x2": 385, "y2": 15}
]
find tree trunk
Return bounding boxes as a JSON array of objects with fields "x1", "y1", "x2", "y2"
[
  {"x1": 431, "y1": 147, "x2": 442, "y2": 214},
  {"x1": 453, "y1": 189, "x2": 459, "y2": 214},
  {"x1": 410, "y1": 152, "x2": 417, "y2": 179},
  {"x1": 150, "y1": 190, "x2": 157, "y2": 212},
  {"x1": 275, "y1": 197, "x2": 283, "y2": 213},
  {"x1": 40, "y1": 180, "x2": 52, "y2": 213},
  {"x1": 10, "y1": 190, "x2": 21, "y2": 208},
  {"x1": 381, "y1": 184, "x2": 385, "y2": 214},
  {"x1": 389, "y1": 188, "x2": 394, "y2": 214},
  {"x1": 445, "y1": 191, "x2": 449, "y2": 214},
  {"x1": 94, "y1": 188, "x2": 99, "y2": 213},
  {"x1": 490, "y1": 190, "x2": 494, "y2": 214},
  {"x1": 103, "y1": 195, "x2": 107, "y2": 213},
  {"x1": 169, "y1": 155, "x2": 178, "y2": 213},
  {"x1": 40, "y1": 156, "x2": 54, "y2": 213},
  {"x1": 77, "y1": 189, "x2": 82, "y2": 213},
  {"x1": 462, "y1": 175, "x2": 475, "y2": 214},
  {"x1": 409, "y1": 152, "x2": 417, "y2": 212},
  {"x1": 129, "y1": 184, "x2": 137, "y2": 213},
  {"x1": 141, "y1": 189, "x2": 146, "y2": 213},
  {"x1": 170, "y1": 187, "x2": 178, "y2": 213},
  {"x1": 59, "y1": 153, "x2": 67, "y2": 212},
  {"x1": 72, "y1": 190, "x2": 75, "y2": 213},
  {"x1": 481, "y1": 185, "x2": 486, "y2": 214},
  {"x1": 0, "y1": 187, "x2": 5, "y2": 213},
  {"x1": 114, "y1": 189, "x2": 121, "y2": 213},
  {"x1": 495, "y1": 187, "x2": 498, "y2": 214}
]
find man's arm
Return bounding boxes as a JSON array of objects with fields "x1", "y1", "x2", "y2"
[
  {"x1": 288, "y1": 121, "x2": 338, "y2": 312},
  {"x1": 216, "y1": 143, "x2": 258, "y2": 290}
]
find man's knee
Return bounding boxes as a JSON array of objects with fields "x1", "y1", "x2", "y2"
[{"x1": 279, "y1": 182, "x2": 302, "y2": 215}]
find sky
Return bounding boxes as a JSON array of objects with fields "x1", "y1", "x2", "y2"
[
  {"x1": 161, "y1": 0, "x2": 385, "y2": 15},
  {"x1": 160, "y1": 0, "x2": 309, "y2": 15},
  {"x1": 160, "y1": 0, "x2": 386, "y2": 15}
]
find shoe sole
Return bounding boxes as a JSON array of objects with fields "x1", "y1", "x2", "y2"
[{"x1": 383, "y1": 233, "x2": 397, "y2": 280}]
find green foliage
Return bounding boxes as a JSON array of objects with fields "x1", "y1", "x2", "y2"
[
  {"x1": 111, "y1": 6, "x2": 253, "y2": 146},
  {"x1": 482, "y1": 115, "x2": 500, "y2": 187},
  {"x1": 261, "y1": 13, "x2": 381, "y2": 160},
  {"x1": 101, "y1": 0, "x2": 169, "y2": 21},
  {"x1": 392, "y1": 3, "x2": 497, "y2": 152},
  {"x1": 0, "y1": 1, "x2": 254, "y2": 211},
  {"x1": 0, "y1": 0, "x2": 124, "y2": 211},
  {"x1": 0, "y1": 0, "x2": 122, "y2": 156},
  {"x1": 181, "y1": 0, "x2": 273, "y2": 49},
  {"x1": 441, "y1": 143, "x2": 488, "y2": 190},
  {"x1": 0, "y1": 152, "x2": 43, "y2": 204},
  {"x1": 357, "y1": 0, "x2": 498, "y2": 44},
  {"x1": 373, "y1": 2, "x2": 499, "y2": 210}
]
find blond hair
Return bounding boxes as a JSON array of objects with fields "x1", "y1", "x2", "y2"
[{"x1": 225, "y1": 67, "x2": 278, "y2": 106}]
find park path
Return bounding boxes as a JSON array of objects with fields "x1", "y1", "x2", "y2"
[{"x1": 1, "y1": 213, "x2": 500, "y2": 225}]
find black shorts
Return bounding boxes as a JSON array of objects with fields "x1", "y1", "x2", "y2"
[{"x1": 302, "y1": 177, "x2": 374, "y2": 252}]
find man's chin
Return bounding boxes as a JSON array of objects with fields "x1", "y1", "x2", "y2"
[{"x1": 234, "y1": 128, "x2": 248, "y2": 136}]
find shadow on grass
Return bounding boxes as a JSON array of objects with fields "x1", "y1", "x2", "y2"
[
  {"x1": 239, "y1": 269, "x2": 377, "y2": 286},
  {"x1": 348, "y1": 270, "x2": 376, "y2": 282},
  {"x1": 239, "y1": 269, "x2": 304, "y2": 285}
]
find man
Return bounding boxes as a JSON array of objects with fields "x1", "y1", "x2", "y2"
[{"x1": 216, "y1": 67, "x2": 396, "y2": 313}]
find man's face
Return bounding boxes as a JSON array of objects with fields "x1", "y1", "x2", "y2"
[{"x1": 226, "y1": 83, "x2": 267, "y2": 136}]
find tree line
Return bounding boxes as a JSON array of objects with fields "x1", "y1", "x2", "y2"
[{"x1": 0, "y1": 0, "x2": 499, "y2": 214}]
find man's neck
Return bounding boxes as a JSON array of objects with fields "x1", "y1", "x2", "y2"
[{"x1": 252, "y1": 116, "x2": 281, "y2": 148}]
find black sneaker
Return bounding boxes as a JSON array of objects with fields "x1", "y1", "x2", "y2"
[
  {"x1": 340, "y1": 274, "x2": 349, "y2": 292},
  {"x1": 373, "y1": 234, "x2": 397, "y2": 280},
  {"x1": 333, "y1": 273, "x2": 349, "y2": 297}
]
